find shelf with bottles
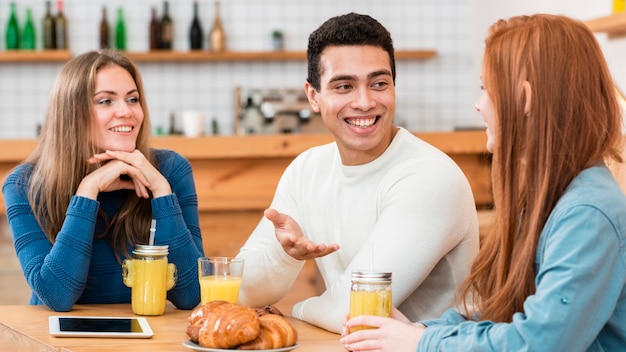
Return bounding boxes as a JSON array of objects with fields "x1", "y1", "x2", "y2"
[
  {"x1": 125, "y1": 49, "x2": 437, "y2": 63},
  {"x1": 585, "y1": 11, "x2": 626, "y2": 38}
]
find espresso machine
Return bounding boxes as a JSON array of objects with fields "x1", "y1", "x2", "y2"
[{"x1": 234, "y1": 87, "x2": 325, "y2": 135}]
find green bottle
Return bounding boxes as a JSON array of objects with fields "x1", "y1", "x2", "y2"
[
  {"x1": 22, "y1": 8, "x2": 36, "y2": 50},
  {"x1": 6, "y1": 2, "x2": 20, "y2": 50},
  {"x1": 115, "y1": 7, "x2": 126, "y2": 50}
]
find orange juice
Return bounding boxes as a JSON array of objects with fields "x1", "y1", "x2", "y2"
[
  {"x1": 122, "y1": 245, "x2": 177, "y2": 316},
  {"x1": 199, "y1": 275, "x2": 242, "y2": 305},
  {"x1": 349, "y1": 288, "x2": 392, "y2": 332},
  {"x1": 349, "y1": 271, "x2": 392, "y2": 333}
]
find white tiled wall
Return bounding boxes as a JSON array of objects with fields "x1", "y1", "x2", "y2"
[{"x1": 0, "y1": 0, "x2": 480, "y2": 138}]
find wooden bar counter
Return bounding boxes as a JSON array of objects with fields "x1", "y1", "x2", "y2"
[
  {"x1": 0, "y1": 131, "x2": 492, "y2": 252},
  {"x1": 0, "y1": 131, "x2": 492, "y2": 312},
  {"x1": 0, "y1": 303, "x2": 344, "y2": 351}
]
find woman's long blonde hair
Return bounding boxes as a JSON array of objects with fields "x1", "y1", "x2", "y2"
[
  {"x1": 26, "y1": 49, "x2": 155, "y2": 259},
  {"x1": 459, "y1": 14, "x2": 623, "y2": 322}
]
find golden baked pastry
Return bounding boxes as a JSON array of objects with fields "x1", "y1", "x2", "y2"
[
  {"x1": 186, "y1": 301, "x2": 298, "y2": 349},
  {"x1": 254, "y1": 304, "x2": 285, "y2": 317},
  {"x1": 186, "y1": 300, "x2": 260, "y2": 349},
  {"x1": 236, "y1": 313, "x2": 298, "y2": 350},
  {"x1": 186, "y1": 300, "x2": 229, "y2": 342}
]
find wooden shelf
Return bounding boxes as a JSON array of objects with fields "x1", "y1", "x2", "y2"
[
  {"x1": 125, "y1": 49, "x2": 437, "y2": 63},
  {"x1": 0, "y1": 49, "x2": 436, "y2": 64},
  {"x1": 585, "y1": 11, "x2": 626, "y2": 38},
  {"x1": 0, "y1": 50, "x2": 71, "y2": 63}
]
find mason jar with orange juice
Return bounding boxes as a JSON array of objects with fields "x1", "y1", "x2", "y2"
[
  {"x1": 349, "y1": 271, "x2": 392, "y2": 333},
  {"x1": 122, "y1": 245, "x2": 177, "y2": 316}
]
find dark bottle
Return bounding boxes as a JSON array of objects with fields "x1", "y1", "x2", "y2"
[
  {"x1": 209, "y1": 0, "x2": 225, "y2": 52},
  {"x1": 211, "y1": 118, "x2": 220, "y2": 135},
  {"x1": 189, "y1": 1, "x2": 203, "y2": 50},
  {"x1": 160, "y1": 1, "x2": 173, "y2": 50},
  {"x1": 22, "y1": 8, "x2": 36, "y2": 50},
  {"x1": 115, "y1": 7, "x2": 126, "y2": 50},
  {"x1": 55, "y1": 0, "x2": 68, "y2": 50},
  {"x1": 99, "y1": 7, "x2": 109, "y2": 49},
  {"x1": 6, "y1": 2, "x2": 20, "y2": 50},
  {"x1": 42, "y1": 1, "x2": 56, "y2": 49},
  {"x1": 149, "y1": 7, "x2": 160, "y2": 50},
  {"x1": 168, "y1": 112, "x2": 178, "y2": 135}
]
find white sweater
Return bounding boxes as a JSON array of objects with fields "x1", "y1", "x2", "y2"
[{"x1": 237, "y1": 128, "x2": 479, "y2": 333}]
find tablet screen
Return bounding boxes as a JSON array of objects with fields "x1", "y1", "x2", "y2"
[
  {"x1": 49, "y1": 316, "x2": 154, "y2": 338},
  {"x1": 59, "y1": 317, "x2": 144, "y2": 333}
]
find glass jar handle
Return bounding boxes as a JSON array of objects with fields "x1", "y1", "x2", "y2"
[
  {"x1": 122, "y1": 259, "x2": 134, "y2": 287},
  {"x1": 166, "y1": 263, "x2": 177, "y2": 290}
]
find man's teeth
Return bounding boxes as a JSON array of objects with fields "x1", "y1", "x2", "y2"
[
  {"x1": 347, "y1": 117, "x2": 376, "y2": 128},
  {"x1": 110, "y1": 126, "x2": 132, "y2": 132}
]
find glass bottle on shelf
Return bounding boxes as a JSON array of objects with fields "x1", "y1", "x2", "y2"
[
  {"x1": 55, "y1": 0, "x2": 68, "y2": 50},
  {"x1": 99, "y1": 7, "x2": 109, "y2": 49},
  {"x1": 42, "y1": 0, "x2": 56, "y2": 50},
  {"x1": 189, "y1": 1, "x2": 203, "y2": 50},
  {"x1": 6, "y1": 2, "x2": 20, "y2": 50},
  {"x1": 160, "y1": 1, "x2": 173, "y2": 50},
  {"x1": 22, "y1": 8, "x2": 36, "y2": 50},
  {"x1": 209, "y1": 0, "x2": 226, "y2": 53},
  {"x1": 149, "y1": 7, "x2": 160, "y2": 50},
  {"x1": 211, "y1": 118, "x2": 220, "y2": 135},
  {"x1": 168, "y1": 112, "x2": 178, "y2": 135},
  {"x1": 115, "y1": 7, "x2": 126, "y2": 51}
]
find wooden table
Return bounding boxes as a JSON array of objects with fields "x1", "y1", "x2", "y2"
[{"x1": 0, "y1": 304, "x2": 344, "y2": 352}]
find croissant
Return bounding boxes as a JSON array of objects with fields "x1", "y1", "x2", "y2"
[
  {"x1": 254, "y1": 304, "x2": 285, "y2": 317},
  {"x1": 186, "y1": 300, "x2": 261, "y2": 349},
  {"x1": 236, "y1": 313, "x2": 298, "y2": 350},
  {"x1": 186, "y1": 300, "x2": 229, "y2": 343}
]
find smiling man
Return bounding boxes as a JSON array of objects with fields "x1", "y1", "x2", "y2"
[{"x1": 237, "y1": 13, "x2": 479, "y2": 333}]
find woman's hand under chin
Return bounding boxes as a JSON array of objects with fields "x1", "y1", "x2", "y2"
[{"x1": 77, "y1": 149, "x2": 171, "y2": 200}]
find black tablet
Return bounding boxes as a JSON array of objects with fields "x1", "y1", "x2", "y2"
[{"x1": 48, "y1": 315, "x2": 154, "y2": 338}]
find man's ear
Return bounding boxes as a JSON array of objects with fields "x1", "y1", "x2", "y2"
[
  {"x1": 523, "y1": 80, "x2": 532, "y2": 115},
  {"x1": 304, "y1": 81, "x2": 320, "y2": 113}
]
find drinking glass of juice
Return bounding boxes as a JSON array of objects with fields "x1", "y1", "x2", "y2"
[{"x1": 198, "y1": 257, "x2": 244, "y2": 305}]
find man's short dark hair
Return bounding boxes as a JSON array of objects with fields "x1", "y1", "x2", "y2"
[{"x1": 306, "y1": 13, "x2": 396, "y2": 91}]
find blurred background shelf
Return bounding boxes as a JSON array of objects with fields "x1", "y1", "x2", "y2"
[
  {"x1": 585, "y1": 11, "x2": 626, "y2": 38},
  {"x1": 0, "y1": 49, "x2": 437, "y2": 64},
  {"x1": 126, "y1": 49, "x2": 438, "y2": 62},
  {"x1": 0, "y1": 50, "x2": 71, "y2": 63}
]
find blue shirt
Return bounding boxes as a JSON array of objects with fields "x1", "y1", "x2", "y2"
[
  {"x1": 2, "y1": 149, "x2": 204, "y2": 311},
  {"x1": 418, "y1": 165, "x2": 626, "y2": 351}
]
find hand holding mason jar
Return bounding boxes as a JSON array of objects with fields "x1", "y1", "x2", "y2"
[{"x1": 349, "y1": 271, "x2": 392, "y2": 333}]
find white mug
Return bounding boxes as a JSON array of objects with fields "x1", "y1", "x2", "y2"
[{"x1": 181, "y1": 110, "x2": 205, "y2": 138}]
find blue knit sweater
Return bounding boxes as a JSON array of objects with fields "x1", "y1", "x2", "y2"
[{"x1": 2, "y1": 149, "x2": 204, "y2": 311}]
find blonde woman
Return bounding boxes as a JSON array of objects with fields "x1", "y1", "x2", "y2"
[{"x1": 3, "y1": 49, "x2": 204, "y2": 311}]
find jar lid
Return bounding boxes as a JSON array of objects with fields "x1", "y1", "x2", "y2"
[
  {"x1": 133, "y1": 244, "x2": 169, "y2": 256},
  {"x1": 351, "y1": 271, "x2": 392, "y2": 283}
]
